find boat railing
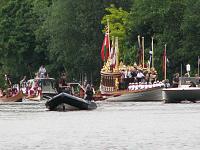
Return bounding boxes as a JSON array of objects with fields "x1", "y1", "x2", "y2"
[{"x1": 179, "y1": 77, "x2": 200, "y2": 86}]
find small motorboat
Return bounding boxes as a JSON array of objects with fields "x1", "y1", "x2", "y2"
[
  {"x1": 45, "y1": 92, "x2": 97, "y2": 111},
  {"x1": 163, "y1": 77, "x2": 200, "y2": 103}
]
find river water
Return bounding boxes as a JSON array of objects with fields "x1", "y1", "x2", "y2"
[{"x1": 0, "y1": 101, "x2": 200, "y2": 150}]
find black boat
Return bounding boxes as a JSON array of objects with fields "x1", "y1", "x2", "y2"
[{"x1": 45, "y1": 92, "x2": 97, "y2": 111}]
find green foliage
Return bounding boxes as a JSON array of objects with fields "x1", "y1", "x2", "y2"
[
  {"x1": 104, "y1": 0, "x2": 132, "y2": 11},
  {"x1": 181, "y1": 0, "x2": 200, "y2": 75},
  {"x1": 0, "y1": 0, "x2": 199, "y2": 86},
  {"x1": 101, "y1": 4, "x2": 128, "y2": 40},
  {"x1": 0, "y1": 0, "x2": 37, "y2": 80},
  {"x1": 101, "y1": 4, "x2": 129, "y2": 62},
  {"x1": 126, "y1": 0, "x2": 188, "y2": 79},
  {"x1": 46, "y1": 0, "x2": 105, "y2": 84},
  {"x1": 0, "y1": 0, "x2": 52, "y2": 85}
]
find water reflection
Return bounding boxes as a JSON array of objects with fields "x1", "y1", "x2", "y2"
[{"x1": 0, "y1": 101, "x2": 200, "y2": 150}]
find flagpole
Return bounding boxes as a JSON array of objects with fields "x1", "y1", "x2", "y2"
[
  {"x1": 151, "y1": 37, "x2": 154, "y2": 68},
  {"x1": 142, "y1": 37, "x2": 144, "y2": 68},
  {"x1": 115, "y1": 37, "x2": 119, "y2": 71},
  {"x1": 90, "y1": 72, "x2": 93, "y2": 85},
  {"x1": 164, "y1": 44, "x2": 167, "y2": 80},
  {"x1": 111, "y1": 36, "x2": 114, "y2": 71},
  {"x1": 107, "y1": 19, "x2": 110, "y2": 58},
  {"x1": 181, "y1": 64, "x2": 183, "y2": 77},
  {"x1": 198, "y1": 56, "x2": 199, "y2": 77},
  {"x1": 180, "y1": 64, "x2": 182, "y2": 86},
  {"x1": 137, "y1": 35, "x2": 141, "y2": 65}
]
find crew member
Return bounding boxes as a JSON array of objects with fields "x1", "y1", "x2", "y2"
[
  {"x1": 84, "y1": 84, "x2": 94, "y2": 101},
  {"x1": 38, "y1": 65, "x2": 47, "y2": 78}
]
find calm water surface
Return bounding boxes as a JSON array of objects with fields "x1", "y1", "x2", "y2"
[{"x1": 0, "y1": 101, "x2": 200, "y2": 150}]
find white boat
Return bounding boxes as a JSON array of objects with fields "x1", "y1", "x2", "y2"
[
  {"x1": 163, "y1": 77, "x2": 200, "y2": 103},
  {"x1": 100, "y1": 72, "x2": 164, "y2": 102}
]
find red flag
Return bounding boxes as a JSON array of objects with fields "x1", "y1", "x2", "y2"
[
  {"x1": 101, "y1": 29, "x2": 110, "y2": 62},
  {"x1": 162, "y1": 45, "x2": 167, "y2": 79}
]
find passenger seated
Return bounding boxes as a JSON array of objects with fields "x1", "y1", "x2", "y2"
[
  {"x1": 130, "y1": 67, "x2": 137, "y2": 83},
  {"x1": 149, "y1": 71, "x2": 157, "y2": 84},
  {"x1": 163, "y1": 79, "x2": 170, "y2": 88},
  {"x1": 189, "y1": 81, "x2": 196, "y2": 87},
  {"x1": 136, "y1": 70, "x2": 144, "y2": 84},
  {"x1": 119, "y1": 70, "x2": 126, "y2": 90},
  {"x1": 58, "y1": 73, "x2": 72, "y2": 94}
]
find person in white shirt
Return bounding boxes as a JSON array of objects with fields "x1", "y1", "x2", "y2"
[
  {"x1": 38, "y1": 65, "x2": 46, "y2": 78},
  {"x1": 136, "y1": 70, "x2": 144, "y2": 83}
]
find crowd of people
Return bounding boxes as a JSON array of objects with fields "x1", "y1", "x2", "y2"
[
  {"x1": 0, "y1": 74, "x2": 15, "y2": 97},
  {"x1": 0, "y1": 65, "x2": 47, "y2": 98},
  {"x1": 118, "y1": 63, "x2": 161, "y2": 90}
]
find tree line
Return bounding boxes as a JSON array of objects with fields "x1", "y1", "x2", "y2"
[{"x1": 0, "y1": 0, "x2": 199, "y2": 88}]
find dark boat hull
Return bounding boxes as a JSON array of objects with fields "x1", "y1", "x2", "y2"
[
  {"x1": 105, "y1": 87, "x2": 163, "y2": 102},
  {"x1": 163, "y1": 88, "x2": 200, "y2": 103},
  {"x1": 45, "y1": 92, "x2": 97, "y2": 111}
]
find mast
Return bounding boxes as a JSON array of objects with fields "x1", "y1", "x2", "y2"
[
  {"x1": 198, "y1": 56, "x2": 200, "y2": 77},
  {"x1": 142, "y1": 37, "x2": 144, "y2": 68},
  {"x1": 137, "y1": 35, "x2": 142, "y2": 66},
  {"x1": 151, "y1": 37, "x2": 154, "y2": 68},
  {"x1": 107, "y1": 19, "x2": 110, "y2": 57},
  {"x1": 180, "y1": 64, "x2": 183, "y2": 86},
  {"x1": 115, "y1": 37, "x2": 119, "y2": 71},
  {"x1": 164, "y1": 44, "x2": 167, "y2": 80}
]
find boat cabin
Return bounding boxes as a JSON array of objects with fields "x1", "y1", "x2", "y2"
[
  {"x1": 39, "y1": 78, "x2": 57, "y2": 96},
  {"x1": 25, "y1": 78, "x2": 57, "y2": 98},
  {"x1": 67, "y1": 83, "x2": 85, "y2": 98},
  {"x1": 179, "y1": 77, "x2": 200, "y2": 88}
]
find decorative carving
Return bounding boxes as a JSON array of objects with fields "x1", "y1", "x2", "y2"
[{"x1": 115, "y1": 78, "x2": 119, "y2": 91}]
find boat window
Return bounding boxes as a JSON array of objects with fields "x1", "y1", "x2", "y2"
[
  {"x1": 180, "y1": 77, "x2": 199, "y2": 85},
  {"x1": 41, "y1": 79, "x2": 56, "y2": 92}
]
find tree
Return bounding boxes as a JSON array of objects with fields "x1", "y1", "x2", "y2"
[
  {"x1": 101, "y1": 4, "x2": 129, "y2": 63},
  {"x1": 0, "y1": 0, "x2": 52, "y2": 85},
  {"x1": 181, "y1": 0, "x2": 200, "y2": 75},
  {"x1": 47, "y1": 0, "x2": 105, "y2": 84},
  {"x1": 0, "y1": 0, "x2": 38, "y2": 80},
  {"x1": 126, "y1": 0, "x2": 187, "y2": 79}
]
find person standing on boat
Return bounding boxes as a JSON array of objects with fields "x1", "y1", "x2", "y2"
[
  {"x1": 58, "y1": 73, "x2": 72, "y2": 94},
  {"x1": 130, "y1": 67, "x2": 137, "y2": 83},
  {"x1": 4, "y1": 74, "x2": 12, "y2": 88},
  {"x1": 4, "y1": 74, "x2": 12, "y2": 97},
  {"x1": 172, "y1": 73, "x2": 179, "y2": 88},
  {"x1": 38, "y1": 65, "x2": 46, "y2": 78},
  {"x1": 84, "y1": 84, "x2": 94, "y2": 101},
  {"x1": 20, "y1": 76, "x2": 27, "y2": 89}
]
